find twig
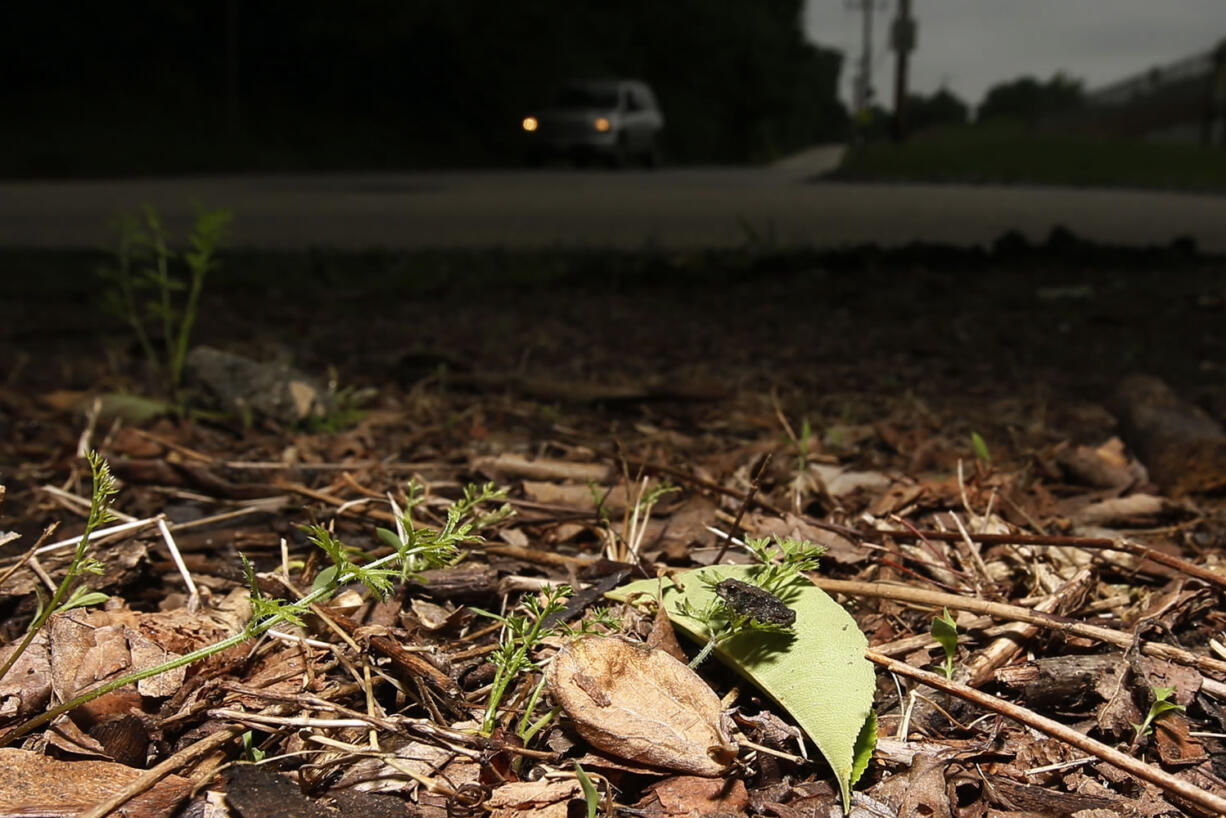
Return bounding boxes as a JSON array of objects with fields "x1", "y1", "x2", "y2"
[
  {"x1": 157, "y1": 517, "x2": 200, "y2": 612},
  {"x1": 949, "y1": 512, "x2": 992, "y2": 595},
  {"x1": 0, "y1": 523, "x2": 57, "y2": 589},
  {"x1": 76, "y1": 397, "x2": 102, "y2": 458},
  {"x1": 226, "y1": 460, "x2": 450, "y2": 472},
  {"x1": 962, "y1": 567, "x2": 1093, "y2": 687},
  {"x1": 40, "y1": 484, "x2": 138, "y2": 523},
  {"x1": 812, "y1": 576, "x2": 1226, "y2": 678},
  {"x1": 34, "y1": 515, "x2": 158, "y2": 554},
  {"x1": 865, "y1": 650, "x2": 1226, "y2": 816},
  {"x1": 713, "y1": 452, "x2": 772, "y2": 565}
]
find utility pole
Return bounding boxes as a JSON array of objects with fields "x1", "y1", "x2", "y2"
[
  {"x1": 890, "y1": 0, "x2": 916, "y2": 141},
  {"x1": 849, "y1": 0, "x2": 876, "y2": 118}
]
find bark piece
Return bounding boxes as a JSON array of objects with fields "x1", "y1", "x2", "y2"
[
  {"x1": 548, "y1": 635, "x2": 737, "y2": 776},
  {"x1": 994, "y1": 654, "x2": 1121, "y2": 710},
  {"x1": 1111, "y1": 374, "x2": 1226, "y2": 496}
]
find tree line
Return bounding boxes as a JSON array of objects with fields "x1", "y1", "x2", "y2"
[{"x1": 1, "y1": 0, "x2": 846, "y2": 175}]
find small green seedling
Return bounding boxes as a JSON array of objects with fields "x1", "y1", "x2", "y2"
[
  {"x1": 474, "y1": 585, "x2": 572, "y2": 735},
  {"x1": 970, "y1": 431, "x2": 991, "y2": 463},
  {"x1": 241, "y1": 730, "x2": 267, "y2": 762},
  {"x1": 0, "y1": 450, "x2": 114, "y2": 685},
  {"x1": 1132, "y1": 685, "x2": 1185, "y2": 741},
  {"x1": 930, "y1": 607, "x2": 959, "y2": 680},
  {"x1": 676, "y1": 535, "x2": 824, "y2": 667},
  {"x1": 574, "y1": 761, "x2": 600, "y2": 818},
  {"x1": 796, "y1": 417, "x2": 813, "y2": 471}
]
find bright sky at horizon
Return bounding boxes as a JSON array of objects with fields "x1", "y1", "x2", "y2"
[{"x1": 804, "y1": 1, "x2": 1226, "y2": 109}]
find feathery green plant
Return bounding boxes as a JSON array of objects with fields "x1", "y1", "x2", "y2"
[
  {"x1": 474, "y1": 585, "x2": 571, "y2": 735},
  {"x1": 98, "y1": 202, "x2": 232, "y2": 396},
  {"x1": 0, "y1": 477, "x2": 508, "y2": 747},
  {"x1": 474, "y1": 585, "x2": 618, "y2": 737},
  {"x1": 676, "y1": 535, "x2": 824, "y2": 667}
]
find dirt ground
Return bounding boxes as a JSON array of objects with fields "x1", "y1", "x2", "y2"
[{"x1": 3, "y1": 236, "x2": 1226, "y2": 817}]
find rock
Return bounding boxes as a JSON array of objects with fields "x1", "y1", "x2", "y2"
[
  {"x1": 1111, "y1": 374, "x2": 1226, "y2": 496},
  {"x1": 185, "y1": 346, "x2": 332, "y2": 425}
]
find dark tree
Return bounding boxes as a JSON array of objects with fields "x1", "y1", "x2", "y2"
[
  {"x1": 907, "y1": 88, "x2": 969, "y2": 131},
  {"x1": 977, "y1": 73, "x2": 1084, "y2": 123}
]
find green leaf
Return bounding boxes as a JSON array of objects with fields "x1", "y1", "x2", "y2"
[
  {"x1": 970, "y1": 431, "x2": 991, "y2": 463},
  {"x1": 609, "y1": 565, "x2": 876, "y2": 813},
  {"x1": 95, "y1": 392, "x2": 176, "y2": 424},
  {"x1": 375, "y1": 527, "x2": 403, "y2": 550},
  {"x1": 574, "y1": 761, "x2": 599, "y2": 818},
  {"x1": 311, "y1": 564, "x2": 339, "y2": 594},
  {"x1": 57, "y1": 589, "x2": 109, "y2": 613}
]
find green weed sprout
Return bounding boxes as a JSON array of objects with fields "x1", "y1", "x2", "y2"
[
  {"x1": 574, "y1": 761, "x2": 601, "y2": 818},
  {"x1": 98, "y1": 202, "x2": 233, "y2": 396},
  {"x1": 930, "y1": 608, "x2": 959, "y2": 680},
  {"x1": 473, "y1": 585, "x2": 571, "y2": 735},
  {"x1": 970, "y1": 431, "x2": 991, "y2": 463},
  {"x1": 677, "y1": 535, "x2": 825, "y2": 668},
  {"x1": 1132, "y1": 685, "x2": 1185, "y2": 741},
  {"x1": 0, "y1": 451, "x2": 114, "y2": 685},
  {"x1": 0, "y1": 479, "x2": 505, "y2": 747},
  {"x1": 375, "y1": 480, "x2": 512, "y2": 583}
]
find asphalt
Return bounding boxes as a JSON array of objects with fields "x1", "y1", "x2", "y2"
[{"x1": 2, "y1": 148, "x2": 1224, "y2": 252}]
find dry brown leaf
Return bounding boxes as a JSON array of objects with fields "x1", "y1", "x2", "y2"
[
  {"x1": 868, "y1": 753, "x2": 953, "y2": 818},
  {"x1": 547, "y1": 635, "x2": 736, "y2": 776},
  {"x1": 0, "y1": 747, "x2": 190, "y2": 818},
  {"x1": 521, "y1": 480, "x2": 630, "y2": 512},
  {"x1": 640, "y1": 775, "x2": 749, "y2": 816},
  {"x1": 486, "y1": 780, "x2": 581, "y2": 818},
  {"x1": 0, "y1": 632, "x2": 51, "y2": 722}
]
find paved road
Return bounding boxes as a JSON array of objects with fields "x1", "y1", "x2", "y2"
[{"x1": 2, "y1": 162, "x2": 1225, "y2": 251}]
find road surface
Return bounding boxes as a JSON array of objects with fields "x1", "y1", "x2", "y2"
[{"x1": 2, "y1": 161, "x2": 1224, "y2": 252}]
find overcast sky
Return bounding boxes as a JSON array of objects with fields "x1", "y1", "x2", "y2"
[{"x1": 804, "y1": 1, "x2": 1226, "y2": 109}]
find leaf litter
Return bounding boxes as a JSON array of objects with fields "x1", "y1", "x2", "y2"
[{"x1": 4, "y1": 251, "x2": 1226, "y2": 815}]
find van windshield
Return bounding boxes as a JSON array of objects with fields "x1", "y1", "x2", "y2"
[{"x1": 555, "y1": 85, "x2": 619, "y2": 109}]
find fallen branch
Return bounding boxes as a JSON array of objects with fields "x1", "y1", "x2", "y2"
[{"x1": 866, "y1": 650, "x2": 1226, "y2": 816}]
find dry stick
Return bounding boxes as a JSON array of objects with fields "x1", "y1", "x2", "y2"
[
  {"x1": 225, "y1": 460, "x2": 451, "y2": 472},
  {"x1": 962, "y1": 567, "x2": 1093, "y2": 688},
  {"x1": 812, "y1": 577, "x2": 1226, "y2": 679},
  {"x1": 41, "y1": 484, "x2": 138, "y2": 523},
  {"x1": 157, "y1": 517, "x2": 200, "y2": 611},
  {"x1": 76, "y1": 724, "x2": 246, "y2": 818},
  {"x1": 713, "y1": 452, "x2": 773, "y2": 565},
  {"x1": 866, "y1": 651, "x2": 1226, "y2": 816},
  {"x1": 0, "y1": 523, "x2": 58, "y2": 589}
]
